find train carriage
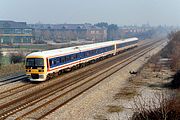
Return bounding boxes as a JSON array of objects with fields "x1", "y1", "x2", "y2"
[
  {"x1": 115, "y1": 37, "x2": 138, "y2": 53},
  {"x1": 25, "y1": 37, "x2": 139, "y2": 81}
]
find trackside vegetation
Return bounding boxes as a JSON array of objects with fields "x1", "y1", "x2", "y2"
[{"x1": 131, "y1": 31, "x2": 180, "y2": 120}]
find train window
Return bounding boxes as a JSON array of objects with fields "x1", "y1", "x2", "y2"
[
  {"x1": 75, "y1": 54, "x2": 78, "y2": 59},
  {"x1": 26, "y1": 58, "x2": 44, "y2": 67},
  {"x1": 61, "y1": 57, "x2": 66, "y2": 63},
  {"x1": 90, "y1": 51, "x2": 93, "y2": 55},
  {"x1": 105, "y1": 47, "x2": 107, "y2": 51},
  {"x1": 101, "y1": 48, "x2": 103, "y2": 53},
  {"x1": 71, "y1": 55, "x2": 74, "y2": 60},
  {"x1": 81, "y1": 52, "x2": 84, "y2": 58},
  {"x1": 84, "y1": 52, "x2": 87, "y2": 57},
  {"x1": 93, "y1": 50, "x2": 96, "y2": 54},
  {"x1": 91, "y1": 50, "x2": 94, "y2": 55},
  {"x1": 89, "y1": 50, "x2": 92, "y2": 55},
  {"x1": 75, "y1": 54, "x2": 77, "y2": 59},
  {"x1": 101, "y1": 48, "x2": 104, "y2": 52},
  {"x1": 77, "y1": 53, "x2": 80, "y2": 58},
  {"x1": 99, "y1": 49, "x2": 101, "y2": 53},
  {"x1": 93, "y1": 50, "x2": 95, "y2": 54},
  {"x1": 90, "y1": 50, "x2": 92, "y2": 55},
  {"x1": 56, "y1": 57, "x2": 60, "y2": 64},
  {"x1": 65, "y1": 56, "x2": 69, "y2": 61},
  {"x1": 72, "y1": 54, "x2": 76, "y2": 60},
  {"x1": 103, "y1": 48, "x2": 105, "y2": 52},
  {"x1": 85, "y1": 52, "x2": 88, "y2": 57},
  {"x1": 35, "y1": 58, "x2": 44, "y2": 67},
  {"x1": 49, "y1": 59, "x2": 53, "y2": 66},
  {"x1": 54, "y1": 59, "x2": 56, "y2": 64},
  {"x1": 102, "y1": 48, "x2": 104, "y2": 52},
  {"x1": 106, "y1": 47, "x2": 108, "y2": 51},
  {"x1": 68, "y1": 55, "x2": 71, "y2": 60},
  {"x1": 26, "y1": 58, "x2": 34, "y2": 67},
  {"x1": 88, "y1": 51, "x2": 91, "y2": 56}
]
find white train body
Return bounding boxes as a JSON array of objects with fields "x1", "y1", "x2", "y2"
[{"x1": 25, "y1": 37, "x2": 138, "y2": 81}]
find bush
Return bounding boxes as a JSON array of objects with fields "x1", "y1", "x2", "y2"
[
  {"x1": 10, "y1": 53, "x2": 25, "y2": 64},
  {"x1": 169, "y1": 71, "x2": 180, "y2": 89},
  {"x1": 131, "y1": 93, "x2": 180, "y2": 120}
]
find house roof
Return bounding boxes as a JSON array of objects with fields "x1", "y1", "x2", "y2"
[{"x1": 0, "y1": 20, "x2": 29, "y2": 29}]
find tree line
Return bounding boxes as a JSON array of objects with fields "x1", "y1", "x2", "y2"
[{"x1": 162, "y1": 31, "x2": 180, "y2": 71}]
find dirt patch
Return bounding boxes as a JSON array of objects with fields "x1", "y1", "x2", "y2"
[
  {"x1": 107, "y1": 105, "x2": 124, "y2": 113},
  {"x1": 94, "y1": 114, "x2": 108, "y2": 120},
  {"x1": 113, "y1": 85, "x2": 139, "y2": 100}
]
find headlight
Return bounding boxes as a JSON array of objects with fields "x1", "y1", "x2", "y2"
[
  {"x1": 38, "y1": 70, "x2": 44, "y2": 72},
  {"x1": 39, "y1": 75, "x2": 44, "y2": 79},
  {"x1": 26, "y1": 70, "x2": 31, "y2": 72}
]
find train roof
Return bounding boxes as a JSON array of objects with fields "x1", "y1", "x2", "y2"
[{"x1": 26, "y1": 37, "x2": 138, "y2": 58}]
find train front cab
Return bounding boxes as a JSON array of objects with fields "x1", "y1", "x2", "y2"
[{"x1": 25, "y1": 57, "x2": 47, "y2": 81}]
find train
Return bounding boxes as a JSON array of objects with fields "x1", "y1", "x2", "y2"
[{"x1": 25, "y1": 37, "x2": 139, "y2": 81}]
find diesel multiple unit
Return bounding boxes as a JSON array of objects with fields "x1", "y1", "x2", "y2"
[{"x1": 25, "y1": 37, "x2": 139, "y2": 81}]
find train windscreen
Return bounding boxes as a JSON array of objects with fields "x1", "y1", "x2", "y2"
[{"x1": 26, "y1": 58, "x2": 44, "y2": 67}]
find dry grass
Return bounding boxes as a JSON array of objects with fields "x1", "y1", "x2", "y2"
[
  {"x1": 107, "y1": 105, "x2": 124, "y2": 113},
  {"x1": 114, "y1": 86, "x2": 139, "y2": 100},
  {"x1": 129, "y1": 77, "x2": 147, "y2": 86},
  {"x1": 131, "y1": 92, "x2": 180, "y2": 120},
  {"x1": 94, "y1": 114, "x2": 108, "y2": 120},
  {"x1": 0, "y1": 63, "x2": 25, "y2": 77}
]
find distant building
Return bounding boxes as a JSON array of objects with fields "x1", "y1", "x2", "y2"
[
  {"x1": 0, "y1": 20, "x2": 33, "y2": 44},
  {"x1": 86, "y1": 26, "x2": 107, "y2": 42},
  {"x1": 119, "y1": 25, "x2": 153, "y2": 39},
  {"x1": 29, "y1": 23, "x2": 107, "y2": 42}
]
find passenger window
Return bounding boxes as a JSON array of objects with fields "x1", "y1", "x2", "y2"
[
  {"x1": 50, "y1": 59, "x2": 55, "y2": 66},
  {"x1": 54, "y1": 59, "x2": 57, "y2": 65},
  {"x1": 49, "y1": 59, "x2": 52, "y2": 66},
  {"x1": 57, "y1": 57, "x2": 60, "y2": 64},
  {"x1": 66, "y1": 56, "x2": 71, "y2": 61},
  {"x1": 61, "y1": 57, "x2": 65, "y2": 63}
]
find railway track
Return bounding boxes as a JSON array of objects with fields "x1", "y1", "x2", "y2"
[
  {"x1": 0, "y1": 40, "x2": 152, "y2": 99},
  {"x1": 0, "y1": 74, "x2": 27, "y2": 86},
  {"x1": 0, "y1": 40, "x2": 166, "y2": 120}
]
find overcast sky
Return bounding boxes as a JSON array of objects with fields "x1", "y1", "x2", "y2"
[{"x1": 0, "y1": 0, "x2": 180, "y2": 26}]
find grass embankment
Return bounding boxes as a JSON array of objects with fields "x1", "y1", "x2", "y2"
[
  {"x1": 0, "y1": 63, "x2": 25, "y2": 78},
  {"x1": 131, "y1": 31, "x2": 180, "y2": 120}
]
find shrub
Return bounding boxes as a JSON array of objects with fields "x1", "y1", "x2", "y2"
[
  {"x1": 10, "y1": 53, "x2": 25, "y2": 64},
  {"x1": 131, "y1": 93, "x2": 180, "y2": 120}
]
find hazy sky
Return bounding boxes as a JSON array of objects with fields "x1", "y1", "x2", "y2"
[{"x1": 0, "y1": 0, "x2": 180, "y2": 26}]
